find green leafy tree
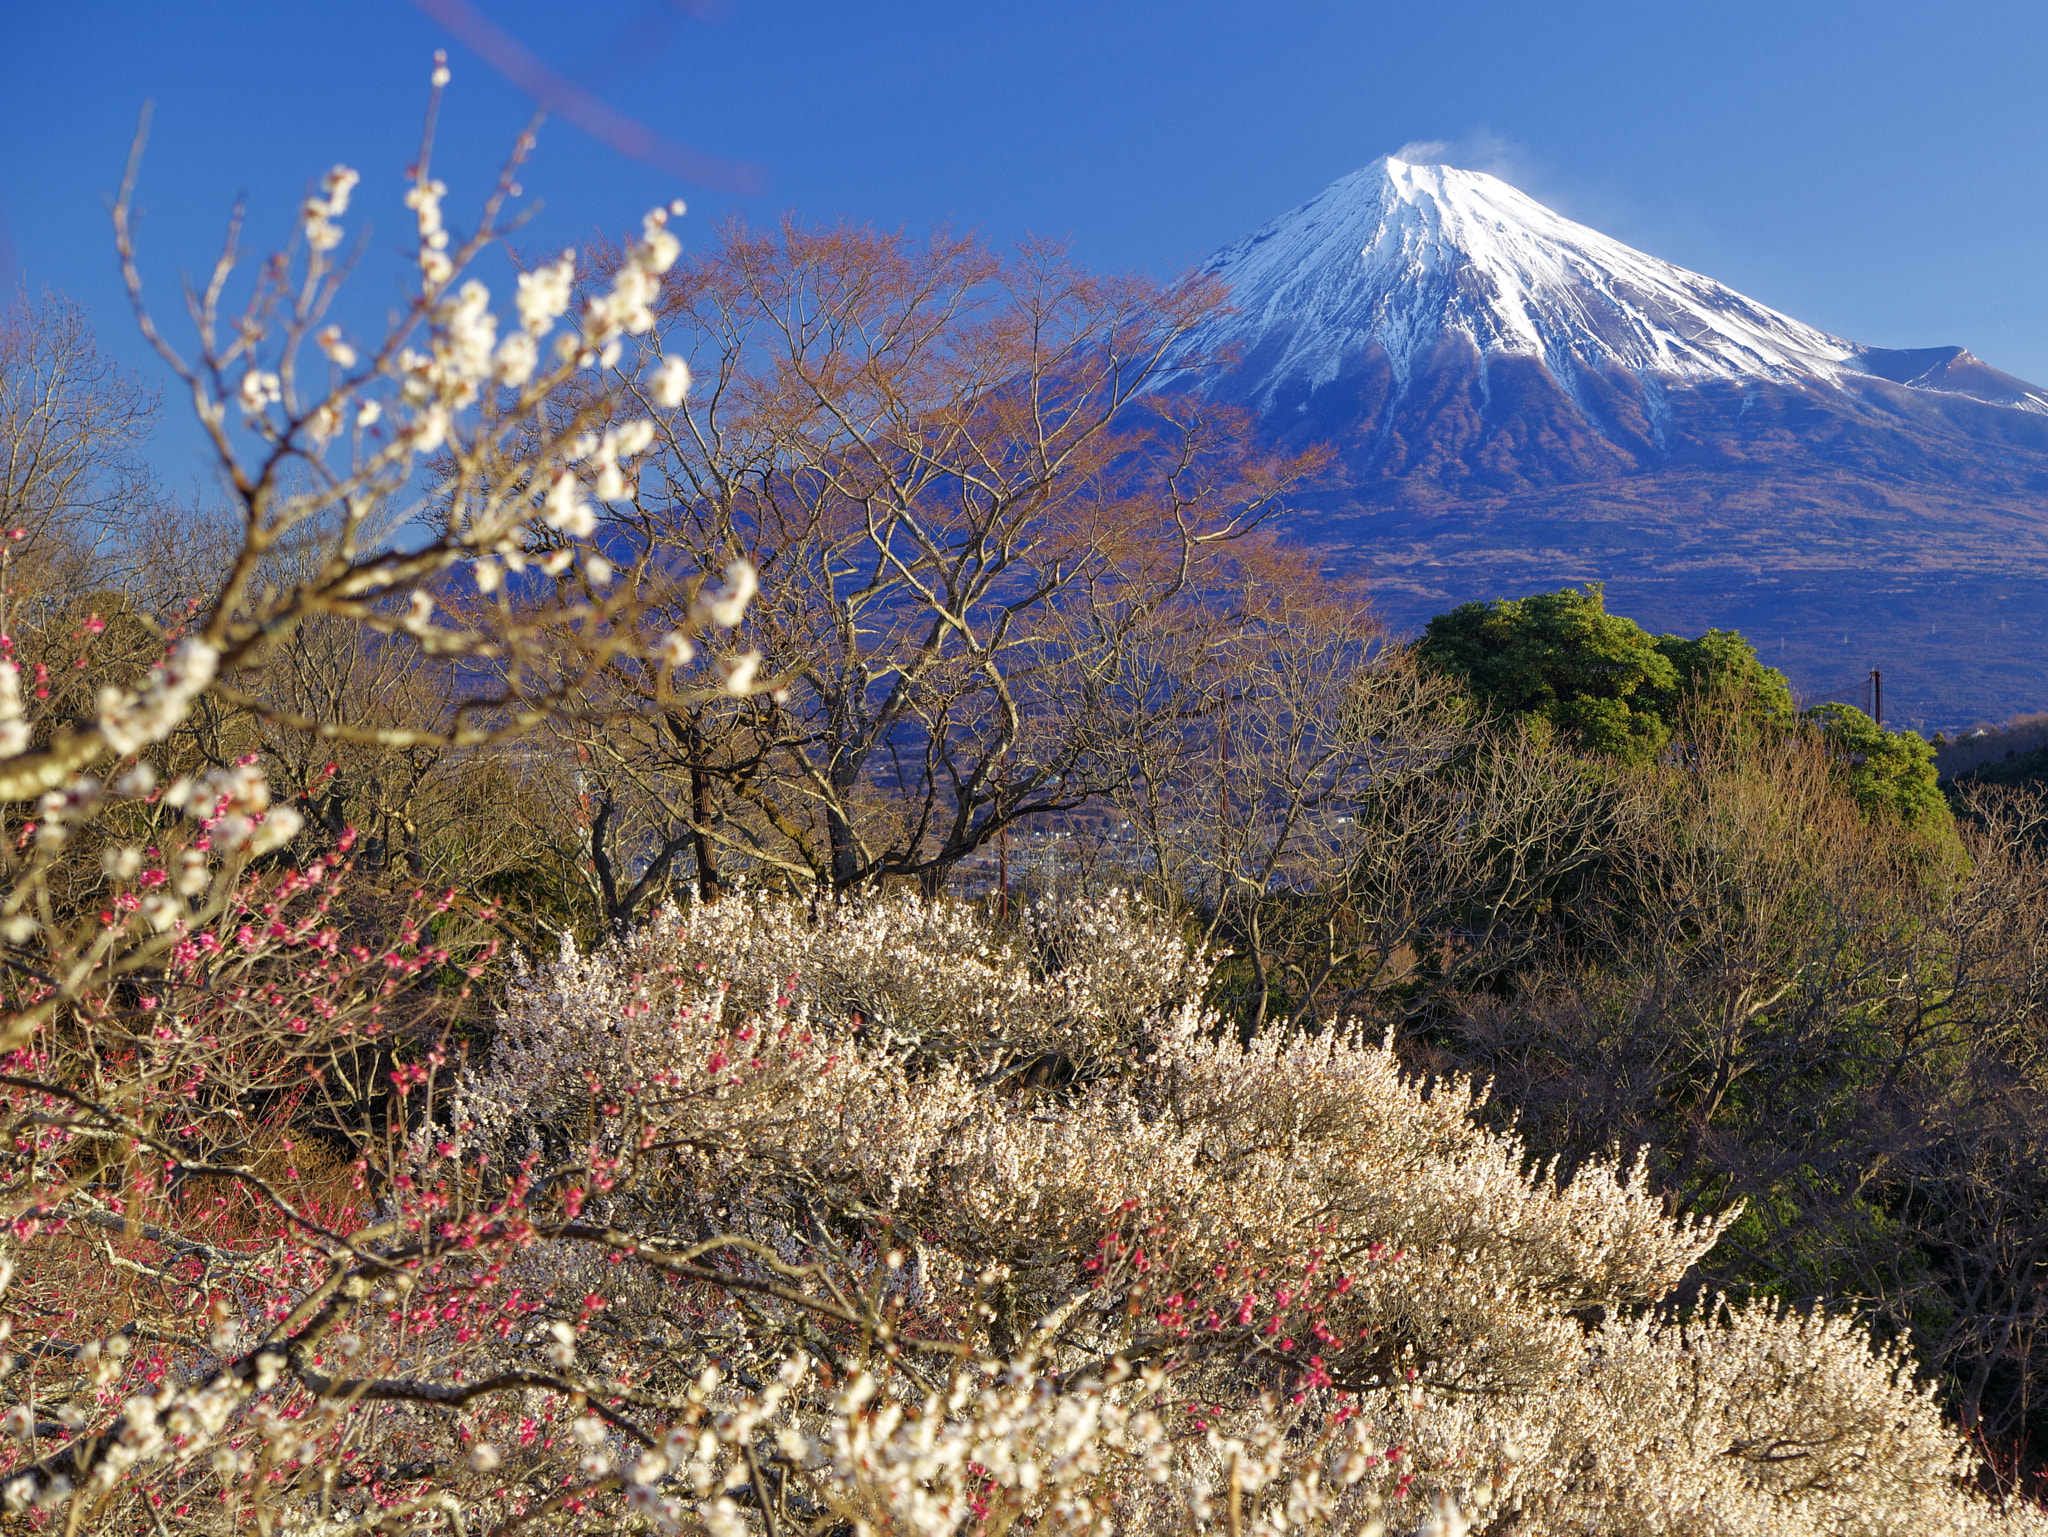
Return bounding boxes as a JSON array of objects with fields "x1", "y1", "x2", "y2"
[
  {"x1": 1418, "y1": 584, "x2": 1791, "y2": 765},
  {"x1": 1651, "y1": 626, "x2": 1795, "y2": 730},
  {"x1": 1802, "y1": 702, "x2": 1947, "y2": 829}
]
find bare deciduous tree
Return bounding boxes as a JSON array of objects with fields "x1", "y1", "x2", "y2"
[
  {"x1": 0, "y1": 293, "x2": 163, "y2": 620},
  {"x1": 560, "y1": 221, "x2": 1323, "y2": 906}
]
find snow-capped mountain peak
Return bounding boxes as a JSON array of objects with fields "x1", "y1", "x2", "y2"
[{"x1": 1188, "y1": 156, "x2": 1861, "y2": 407}]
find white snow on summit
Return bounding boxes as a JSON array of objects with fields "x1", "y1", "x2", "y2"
[{"x1": 1186, "y1": 157, "x2": 1861, "y2": 407}]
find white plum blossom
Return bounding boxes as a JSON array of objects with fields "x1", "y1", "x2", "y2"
[
  {"x1": 691, "y1": 558, "x2": 758, "y2": 629},
  {"x1": 587, "y1": 422, "x2": 653, "y2": 502},
  {"x1": 97, "y1": 638, "x2": 218, "y2": 756},
  {"x1": 581, "y1": 206, "x2": 684, "y2": 355},
  {"x1": 304, "y1": 401, "x2": 342, "y2": 448},
  {"x1": 322, "y1": 165, "x2": 359, "y2": 217},
  {"x1": 0, "y1": 661, "x2": 26, "y2": 756},
  {"x1": 649, "y1": 354, "x2": 692, "y2": 408},
  {"x1": 492, "y1": 329, "x2": 537, "y2": 386},
  {"x1": 405, "y1": 177, "x2": 452, "y2": 286},
  {"x1": 236, "y1": 370, "x2": 281, "y2": 416},
  {"x1": 313, "y1": 324, "x2": 357, "y2": 369},
  {"x1": 404, "y1": 403, "x2": 449, "y2": 454},
  {"x1": 434, "y1": 279, "x2": 497, "y2": 387},
  {"x1": 717, "y1": 649, "x2": 762, "y2": 694},
  {"x1": 35, "y1": 779, "x2": 98, "y2": 849},
  {"x1": 161, "y1": 759, "x2": 299, "y2": 854},
  {"x1": 541, "y1": 470, "x2": 595, "y2": 536},
  {"x1": 173, "y1": 846, "x2": 208, "y2": 897},
  {"x1": 384, "y1": 274, "x2": 514, "y2": 451},
  {"x1": 300, "y1": 165, "x2": 358, "y2": 253},
  {"x1": 613, "y1": 419, "x2": 656, "y2": 458},
  {"x1": 516, "y1": 254, "x2": 577, "y2": 337}
]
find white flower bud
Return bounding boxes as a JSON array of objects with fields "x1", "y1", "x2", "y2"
[
  {"x1": 719, "y1": 649, "x2": 763, "y2": 695},
  {"x1": 691, "y1": 559, "x2": 758, "y2": 629},
  {"x1": 542, "y1": 472, "x2": 595, "y2": 537},
  {"x1": 493, "y1": 331, "x2": 538, "y2": 387},
  {"x1": 650, "y1": 355, "x2": 692, "y2": 409}
]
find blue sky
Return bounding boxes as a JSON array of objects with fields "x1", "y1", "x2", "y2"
[{"x1": 5, "y1": 0, "x2": 2048, "y2": 486}]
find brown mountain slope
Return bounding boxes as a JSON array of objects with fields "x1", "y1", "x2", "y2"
[{"x1": 1237, "y1": 345, "x2": 2048, "y2": 728}]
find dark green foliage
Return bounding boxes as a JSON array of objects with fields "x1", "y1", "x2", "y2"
[
  {"x1": 1417, "y1": 584, "x2": 1678, "y2": 764},
  {"x1": 1801, "y1": 701, "x2": 1948, "y2": 830},
  {"x1": 1650, "y1": 626, "x2": 1795, "y2": 729},
  {"x1": 1417, "y1": 583, "x2": 1792, "y2": 765}
]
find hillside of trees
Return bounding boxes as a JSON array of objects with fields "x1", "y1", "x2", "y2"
[
  {"x1": 1, "y1": 72, "x2": 2046, "y2": 1534},
  {"x1": 1941, "y1": 713, "x2": 2048, "y2": 793}
]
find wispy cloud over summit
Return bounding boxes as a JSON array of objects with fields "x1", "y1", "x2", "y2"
[{"x1": 1389, "y1": 128, "x2": 1532, "y2": 182}]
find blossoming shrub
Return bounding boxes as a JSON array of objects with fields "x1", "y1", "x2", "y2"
[
  {"x1": 1, "y1": 872, "x2": 2043, "y2": 1532},
  {"x1": 466, "y1": 888, "x2": 1209, "y2": 1125},
  {"x1": 0, "y1": 56, "x2": 774, "y2": 1533},
  {"x1": 410, "y1": 889, "x2": 2046, "y2": 1536}
]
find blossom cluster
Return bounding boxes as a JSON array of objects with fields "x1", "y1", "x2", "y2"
[
  {"x1": 173, "y1": 53, "x2": 720, "y2": 672},
  {"x1": 422, "y1": 889, "x2": 2046, "y2": 1537},
  {"x1": 96, "y1": 637, "x2": 217, "y2": 757},
  {"x1": 1, "y1": 882, "x2": 2044, "y2": 1533}
]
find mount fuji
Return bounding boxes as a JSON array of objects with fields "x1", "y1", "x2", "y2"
[{"x1": 1181, "y1": 158, "x2": 2048, "y2": 726}]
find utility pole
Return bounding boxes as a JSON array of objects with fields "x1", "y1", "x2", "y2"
[{"x1": 1870, "y1": 667, "x2": 1883, "y2": 730}]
